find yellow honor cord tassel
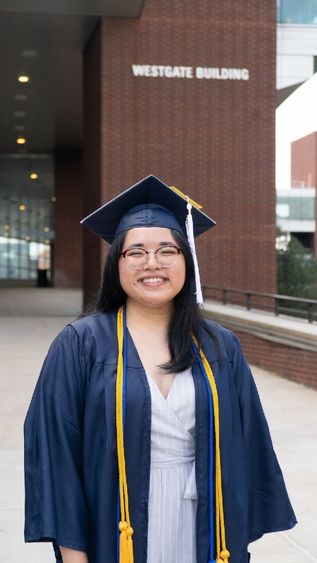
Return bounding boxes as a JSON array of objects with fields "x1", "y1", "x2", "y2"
[
  {"x1": 127, "y1": 525, "x2": 134, "y2": 563},
  {"x1": 119, "y1": 522, "x2": 134, "y2": 563},
  {"x1": 192, "y1": 336, "x2": 230, "y2": 562},
  {"x1": 116, "y1": 308, "x2": 134, "y2": 563}
]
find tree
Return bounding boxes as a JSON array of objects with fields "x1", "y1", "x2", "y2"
[{"x1": 277, "y1": 235, "x2": 317, "y2": 300}]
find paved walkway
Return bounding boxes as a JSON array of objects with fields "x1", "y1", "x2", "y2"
[{"x1": 0, "y1": 289, "x2": 316, "y2": 562}]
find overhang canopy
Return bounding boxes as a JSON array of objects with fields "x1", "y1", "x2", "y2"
[{"x1": 0, "y1": 0, "x2": 145, "y2": 17}]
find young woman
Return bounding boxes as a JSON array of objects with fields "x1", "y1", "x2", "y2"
[{"x1": 24, "y1": 175, "x2": 296, "y2": 563}]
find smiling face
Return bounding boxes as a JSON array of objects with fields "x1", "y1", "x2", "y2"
[{"x1": 118, "y1": 227, "x2": 186, "y2": 311}]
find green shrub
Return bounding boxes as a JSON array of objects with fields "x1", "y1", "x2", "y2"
[{"x1": 278, "y1": 235, "x2": 317, "y2": 300}]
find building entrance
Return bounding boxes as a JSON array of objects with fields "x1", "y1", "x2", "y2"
[{"x1": 0, "y1": 154, "x2": 54, "y2": 284}]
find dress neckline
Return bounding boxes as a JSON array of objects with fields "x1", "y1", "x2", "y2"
[{"x1": 146, "y1": 371, "x2": 179, "y2": 401}]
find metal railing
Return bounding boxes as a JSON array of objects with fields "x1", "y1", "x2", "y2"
[{"x1": 202, "y1": 285, "x2": 317, "y2": 324}]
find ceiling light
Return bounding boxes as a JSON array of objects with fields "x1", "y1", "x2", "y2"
[
  {"x1": 3, "y1": 224, "x2": 10, "y2": 231},
  {"x1": 22, "y1": 49, "x2": 38, "y2": 58},
  {"x1": 30, "y1": 172, "x2": 38, "y2": 180},
  {"x1": 43, "y1": 227, "x2": 49, "y2": 233},
  {"x1": 44, "y1": 239, "x2": 50, "y2": 245},
  {"x1": 16, "y1": 137, "x2": 26, "y2": 145},
  {"x1": 18, "y1": 204, "x2": 27, "y2": 211},
  {"x1": 14, "y1": 110, "x2": 25, "y2": 117},
  {"x1": 14, "y1": 125, "x2": 25, "y2": 131},
  {"x1": 51, "y1": 196, "x2": 56, "y2": 202},
  {"x1": 15, "y1": 94, "x2": 28, "y2": 101},
  {"x1": 18, "y1": 75, "x2": 30, "y2": 84}
]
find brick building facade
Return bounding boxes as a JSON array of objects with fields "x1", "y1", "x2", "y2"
[
  {"x1": 291, "y1": 132, "x2": 317, "y2": 257},
  {"x1": 291, "y1": 132, "x2": 317, "y2": 188},
  {"x1": 83, "y1": 0, "x2": 276, "y2": 303}
]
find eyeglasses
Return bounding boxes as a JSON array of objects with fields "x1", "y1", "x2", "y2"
[{"x1": 120, "y1": 245, "x2": 182, "y2": 269}]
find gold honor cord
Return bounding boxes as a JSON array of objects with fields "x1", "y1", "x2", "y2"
[
  {"x1": 116, "y1": 306, "x2": 228, "y2": 563},
  {"x1": 192, "y1": 336, "x2": 230, "y2": 563},
  {"x1": 116, "y1": 307, "x2": 134, "y2": 563}
]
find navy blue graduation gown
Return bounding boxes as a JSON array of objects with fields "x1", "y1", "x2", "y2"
[{"x1": 24, "y1": 312, "x2": 296, "y2": 563}]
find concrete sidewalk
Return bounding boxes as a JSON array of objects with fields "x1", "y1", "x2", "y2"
[
  {"x1": 0, "y1": 287, "x2": 83, "y2": 317},
  {"x1": 0, "y1": 290, "x2": 316, "y2": 562}
]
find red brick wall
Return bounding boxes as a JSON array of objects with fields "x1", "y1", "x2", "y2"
[
  {"x1": 291, "y1": 133, "x2": 317, "y2": 257},
  {"x1": 291, "y1": 132, "x2": 317, "y2": 188},
  {"x1": 54, "y1": 150, "x2": 83, "y2": 288},
  {"x1": 83, "y1": 0, "x2": 277, "y2": 299},
  {"x1": 237, "y1": 330, "x2": 317, "y2": 389}
]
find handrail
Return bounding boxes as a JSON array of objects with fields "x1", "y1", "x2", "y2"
[{"x1": 202, "y1": 285, "x2": 317, "y2": 323}]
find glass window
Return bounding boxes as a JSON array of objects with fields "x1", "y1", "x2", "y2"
[
  {"x1": 276, "y1": 203, "x2": 290, "y2": 218},
  {"x1": 278, "y1": 0, "x2": 317, "y2": 24},
  {"x1": 0, "y1": 237, "x2": 52, "y2": 280},
  {"x1": 276, "y1": 196, "x2": 315, "y2": 220},
  {"x1": 0, "y1": 154, "x2": 54, "y2": 281}
]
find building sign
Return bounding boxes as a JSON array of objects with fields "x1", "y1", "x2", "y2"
[{"x1": 131, "y1": 64, "x2": 250, "y2": 80}]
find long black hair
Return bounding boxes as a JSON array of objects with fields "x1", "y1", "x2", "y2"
[{"x1": 93, "y1": 228, "x2": 215, "y2": 373}]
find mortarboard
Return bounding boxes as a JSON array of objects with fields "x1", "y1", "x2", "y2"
[{"x1": 80, "y1": 174, "x2": 215, "y2": 244}]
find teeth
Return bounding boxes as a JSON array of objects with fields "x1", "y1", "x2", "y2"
[{"x1": 141, "y1": 277, "x2": 164, "y2": 283}]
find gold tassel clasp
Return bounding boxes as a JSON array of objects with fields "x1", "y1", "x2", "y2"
[{"x1": 217, "y1": 549, "x2": 230, "y2": 562}]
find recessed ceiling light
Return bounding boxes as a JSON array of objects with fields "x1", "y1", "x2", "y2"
[
  {"x1": 43, "y1": 227, "x2": 50, "y2": 232},
  {"x1": 18, "y1": 75, "x2": 30, "y2": 84},
  {"x1": 15, "y1": 94, "x2": 28, "y2": 101},
  {"x1": 19, "y1": 204, "x2": 27, "y2": 211},
  {"x1": 44, "y1": 239, "x2": 50, "y2": 245},
  {"x1": 30, "y1": 172, "x2": 38, "y2": 180},
  {"x1": 14, "y1": 110, "x2": 25, "y2": 117},
  {"x1": 16, "y1": 137, "x2": 26, "y2": 145},
  {"x1": 22, "y1": 49, "x2": 38, "y2": 58},
  {"x1": 3, "y1": 224, "x2": 10, "y2": 231},
  {"x1": 51, "y1": 196, "x2": 56, "y2": 202},
  {"x1": 14, "y1": 125, "x2": 26, "y2": 131}
]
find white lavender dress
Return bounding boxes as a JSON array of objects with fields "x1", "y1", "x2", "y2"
[{"x1": 146, "y1": 368, "x2": 198, "y2": 563}]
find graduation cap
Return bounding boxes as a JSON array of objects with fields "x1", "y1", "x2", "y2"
[
  {"x1": 81, "y1": 174, "x2": 216, "y2": 304},
  {"x1": 80, "y1": 174, "x2": 215, "y2": 243}
]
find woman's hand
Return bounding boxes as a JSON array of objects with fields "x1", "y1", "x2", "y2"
[{"x1": 59, "y1": 546, "x2": 89, "y2": 563}]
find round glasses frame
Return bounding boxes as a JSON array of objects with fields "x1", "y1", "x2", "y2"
[{"x1": 120, "y1": 245, "x2": 182, "y2": 269}]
